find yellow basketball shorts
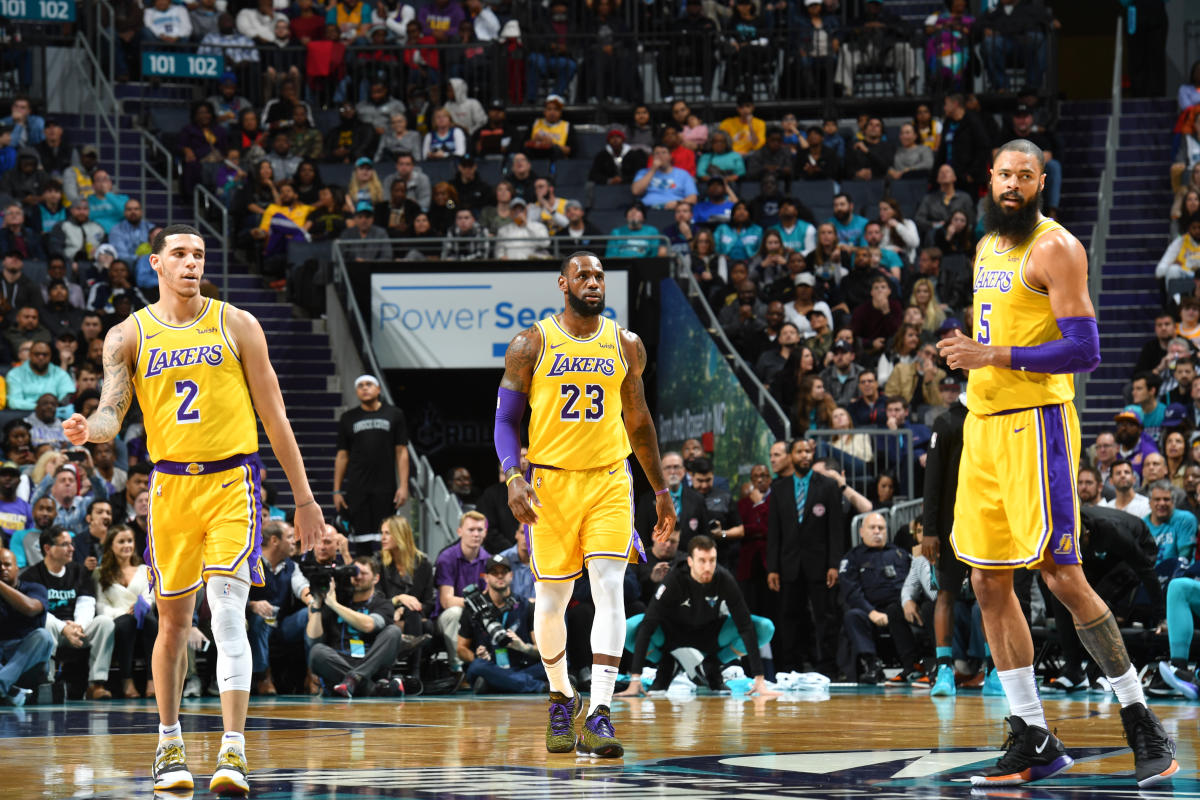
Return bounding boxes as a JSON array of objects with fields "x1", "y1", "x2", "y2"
[
  {"x1": 146, "y1": 453, "x2": 266, "y2": 599},
  {"x1": 950, "y1": 402, "x2": 1083, "y2": 570},
  {"x1": 525, "y1": 459, "x2": 646, "y2": 582}
]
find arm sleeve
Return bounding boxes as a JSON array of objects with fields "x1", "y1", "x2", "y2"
[
  {"x1": 1010, "y1": 317, "x2": 1101, "y2": 375},
  {"x1": 494, "y1": 387, "x2": 528, "y2": 474}
]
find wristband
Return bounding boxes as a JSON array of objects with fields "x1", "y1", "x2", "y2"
[
  {"x1": 654, "y1": 488, "x2": 670, "y2": 496},
  {"x1": 505, "y1": 474, "x2": 521, "y2": 486},
  {"x1": 332, "y1": 490, "x2": 344, "y2": 496}
]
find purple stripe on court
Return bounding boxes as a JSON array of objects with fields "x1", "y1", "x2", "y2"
[{"x1": 1040, "y1": 405, "x2": 1082, "y2": 565}]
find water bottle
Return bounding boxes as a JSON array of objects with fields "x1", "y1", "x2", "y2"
[{"x1": 495, "y1": 647, "x2": 510, "y2": 669}]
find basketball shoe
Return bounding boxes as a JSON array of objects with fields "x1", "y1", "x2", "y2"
[
  {"x1": 930, "y1": 663, "x2": 956, "y2": 696},
  {"x1": 969, "y1": 716, "x2": 1074, "y2": 786},
  {"x1": 545, "y1": 685, "x2": 584, "y2": 753},
  {"x1": 209, "y1": 746, "x2": 249, "y2": 796},
  {"x1": 1157, "y1": 661, "x2": 1199, "y2": 701},
  {"x1": 577, "y1": 705, "x2": 624, "y2": 758},
  {"x1": 1120, "y1": 703, "x2": 1179, "y2": 788},
  {"x1": 153, "y1": 737, "x2": 194, "y2": 791}
]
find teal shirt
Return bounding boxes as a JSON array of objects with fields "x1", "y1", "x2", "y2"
[
  {"x1": 697, "y1": 151, "x2": 746, "y2": 179},
  {"x1": 606, "y1": 225, "x2": 661, "y2": 258},
  {"x1": 713, "y1": 223, "x2": 763, "y2": 260}
]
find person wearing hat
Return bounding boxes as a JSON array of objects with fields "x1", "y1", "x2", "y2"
[
  {"x1": 451, "y1": 154, "x2": 493, "y2": 211},
  {"x1": 445, "y1": 78, "x2": 486, "y2": 136},
  {"x1": 471, "y1": 99, "x2": 513, "y2": 158},
  {"x1": 0, "y1": 459, "x2": 31, "y2": 542},
  {"x1": 819, "y1": 337, "x2": 866, "y2": 408},
  {"x1": 786, "y1": 0, "x2": 839, "y2": 97},
  {"x1": 996, "y1": 104, "x2": 1061, "y2": 217},
  {"x1": 588, "y1": 128, "x2": 645, "y2": 186},
  {"x1": 456, "y1": 553, "x2": 545, "y2": 694},
  {"x1": 1113, "y1": 405, "x2": 1161, "y2": 478},
  {"x1": 62, "y1": 144, "x2": 99, "y2": 205},
  {"x1": 554, "y1": 199, "x2": 603, "y2": 250},
  {"x1": 525, "y1": 94, "x2": 575, "y2": 160},
  {"x1": 0, "y1": 202, "x2": 45, "y2": 262},
  {"x1": 441, "y1": 207, "x2": 490, "y2": 260},
  {"x1": 333, "y1": 374, "x2": 410, "y2": 550},
  {"x1": 494, "y1": 196, "x2": 550, "y2": 260},
  {"x1": 338, "y1": 202, "x2": 392, "y2": 262},
  {"x1": 606, "y1": 201, "x2": 665, "y2": 259},
  {"x1": 324, "y1": 102, "x2": 378, "y2": 164}
]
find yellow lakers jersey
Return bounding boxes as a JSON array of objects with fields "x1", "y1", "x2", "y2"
[
  {"x1": 967, "y1": 217, "x2": 1077, "y2": 416},
  {"x1": 131, "y1": 298, "x2": 258, "y2": 463},
  {"x1": 526, "y1": 315, "x2": 632, "y2": 470}
]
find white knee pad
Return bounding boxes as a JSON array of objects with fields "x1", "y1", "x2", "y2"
[
  {"x1": 206, "y1": 563, "x2": 252, "y2": 693},
  {"x1": 533, "y1": 580, "x2": 573, "y2": 659},
  {"x1": 587, "y1": 559, "x2": 626, "y2": 657}
]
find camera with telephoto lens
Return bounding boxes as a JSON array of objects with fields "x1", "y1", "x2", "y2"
[
  {"x1": 462, "y1": 583, "x2": 513, "y2": 648},
  {"x1": 301, "y1": 561, "x2": 360, "y2": 605}
]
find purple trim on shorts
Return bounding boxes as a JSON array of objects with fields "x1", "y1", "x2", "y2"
[
  {"x1": 154, "y1": 452, "x2": 257, "y2": 476},
  {"x1": 204, "y1": 462, "x2": 265, "y2": 585},
  {"x1": 1039, "y1": 405, "x2": 1082, "y2": 566}
]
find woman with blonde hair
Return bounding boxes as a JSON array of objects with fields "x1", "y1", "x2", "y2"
[
  {"x1": 909, "y1": 277, "x2": 946, "y2": 335},
  {"x1": 379, "y1": 515, "x2": 435, "y2": 635},
  {"x1": 96, "y1": 524, "x2": 157, "y2": 699},
  {"x1": 829, "y1": 406, "x2": 874, "y2": 463},
  {"x1": 344, "y1": 158, "x2": 385, "y2": 213}
]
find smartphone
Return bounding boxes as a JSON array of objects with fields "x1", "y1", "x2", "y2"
[{"x1": 67, "y1": 450, "x2": 87, "y2": 462}]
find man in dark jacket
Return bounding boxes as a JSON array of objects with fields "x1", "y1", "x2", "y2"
[
  {"x1": 934, "y1": 94, "x2": 991, "y2": 194},
  {"x1": 767, "y1": 438, "x2": 845, "y2": 672},
  {"x1": 587, "y1": 129, "x2": 645, "y2": 186},
  {"x1": 622, "y1": 535, "x2": 777, "y2": 695},
  {"x1": 324, "y1": 103, "x2": 378, "y2": 164},
  {"x1": 839, "y1": 512, "x2": 912, "y2": 683},
  {"x1": 247, "y1": 521, "x2": 311, "y2": 695}
]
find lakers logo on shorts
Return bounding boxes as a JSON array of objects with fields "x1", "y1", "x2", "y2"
[
  {"x1": 1054, "y1": 534, "x2": 1074, "y2": 557},
  {"x1": 186, "y1": 463, "x2": 204, "y2": 475}
]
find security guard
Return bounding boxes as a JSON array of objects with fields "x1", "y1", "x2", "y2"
[{"x1": 838, "y1": 512, "x2": 912, "y2": 683}]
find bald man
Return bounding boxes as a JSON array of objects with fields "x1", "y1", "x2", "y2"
[{"x1": 838, "y1": 513, "x2": 914, "y2": 684}]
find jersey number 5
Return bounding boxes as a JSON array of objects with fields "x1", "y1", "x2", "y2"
[
  {"x1": 977, "y1": 303, "x2": 993, "y2": 345},
  {"x1": 175, "y1": 379, "x2": 201, "y2": 424},
  {"x1": 560, "y1": 384, "x2": 604, "y2": 421}
]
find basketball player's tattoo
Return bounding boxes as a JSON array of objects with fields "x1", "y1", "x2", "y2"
[
  {"x1": 1074, "y1": 609, "x2": 1131, "y2": 677},
  {"x1": 90, "y1": 324, "x2": 133, "y2": 441},
  {"x1": 620, "y1": 334, "x2": 668, "y2": 490},
  {"x1": 500, "y1": 326, "x2": 541, "y2": 394}
]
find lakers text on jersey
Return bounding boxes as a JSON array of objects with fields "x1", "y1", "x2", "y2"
[
  {"x1": 524, "y1": 316, "x2": 644, "y2": 580},
  {"x1": 953, "y1": 218, "x2": 1083, "y2": 569},
  {"x1": 132, "y1": 298, "x2": 265, "y2": 596}
]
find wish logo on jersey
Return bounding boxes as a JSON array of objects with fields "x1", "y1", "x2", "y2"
[
  {"x1": 973, "y1": 268, "x2": 1014, "y2": 293},
  {"x1": 545, "y1": 353, "x2": 617, "y2": 378},
  {"x1": 143, "y1": 344, "x2": 225, "y2": 378}
]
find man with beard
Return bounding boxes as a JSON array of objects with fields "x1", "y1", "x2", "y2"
[
  {"x1": 1112, "y1": 407, "x2": 1158, "y2": 477},
  {"x1": 10, "y1": 496, "x2": 56, "y2": 568},
  {"x1": 1077, "y1": 467, "x2": 1103, "y2": 507},
  {"x1": 495, "y1": 252, "x2": 675, "y2": 758},
  {"x1": 938, "y1": 140, "x2": 1177, "y2": 788},
  {"x1": 1101, "y1": 460, "x2": 1152, "y2": 519}
]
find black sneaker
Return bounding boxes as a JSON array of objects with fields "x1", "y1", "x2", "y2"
[
  {"x1": 969, "y1": 716, "x2": 1074, "y2": 786},
  {"x1": 649, "y1": 659, "x2": 677, "y2": 692},
  {"x1": 1146, "y1": 669, "x2": 1178, "y2": 697},
  {"x1": 1158, "y1": 661, "x2": 1199, "y2": 701},
  {"x1": 1120, "y1": 703, "x2": 1179, "y2": 788},
  {"x1": 858, "y1": 657, "x2": 884, "y2": 685},
  {"x1": 697, "y1": 659, "x2": 729, "y2": 693},
  {"x1": 1046, "y1": 670, "x2": 1087, "y2": 693}
]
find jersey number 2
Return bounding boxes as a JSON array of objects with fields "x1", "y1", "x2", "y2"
[
  {"x1": 560, "y1": 384, "x2": 604, "y2": 421},
  {"x1": 175, "y1": 379, "x2": 200, "y2": 424}
]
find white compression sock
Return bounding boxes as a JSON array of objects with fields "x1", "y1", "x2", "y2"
[
  {"x1": 221, "y1": 731, "x2": 245, "y2": 755},
  {"x1": 206, "y1": 564, "x2": 252, "y2": 693},
  {"x1": 159, "y1": 722, "x2": 182, "y2": 740},
  {"x1": 997, "y1": 666, "x2": 1047, "y2": 730},
  {"x1": 587, "y1": 559, "x2": 627, "y2": 714},
  {"x1": 533, "y1": 580, "x2": 573, "y2": 695},
  {"x1": 1108, "y1": 665, "x2": 1146, "y2": 708}
]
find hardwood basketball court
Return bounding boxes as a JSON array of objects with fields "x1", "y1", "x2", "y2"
[{"x1": 2, "y1": 687, "x2": 1197, "y2": 798}]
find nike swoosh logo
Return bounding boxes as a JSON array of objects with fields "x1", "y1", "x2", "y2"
[
  {"x1": 1014, "y1": 426, "x2": 1026, "y2": 434},
  {"x1": 1035, "y1": 736, "x2": 1050, "y2": 754},
  {"x1": 609, "y1": 469, "x2": 619, "y2": 475},
  {"x1": 221, "y1": 478, "x2": 239, "y2": 488},
  {"x1": 550, "y1": 342, "x2": 567, "y2": 349},
  {"x1": 145, "y1": 331, "x2": 162, "y2": 339}
]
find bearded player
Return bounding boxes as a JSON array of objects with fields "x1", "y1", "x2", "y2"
[
  {"x1": 494, "y1": 252, "x2": 675, "y2": 757},
  {"x1": 938, "y1": 141, "x2": 1178, "y2": 788}
]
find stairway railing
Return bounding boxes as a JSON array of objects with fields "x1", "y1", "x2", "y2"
[
  {"x1": 1078, "y1": 17, "x2": 1123, "y2": 419},
  {"x1": 193, "y1": 185, "x2": 229, "y2": 292},
  {"x1": 69, "y1": 29, "x2": 121, "y2": 185},
  {"x1": 329, "y1": 240, "x2": 462, "y2": 556}
]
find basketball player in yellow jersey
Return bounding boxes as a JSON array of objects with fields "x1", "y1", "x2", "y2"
[
  {"x1": 938, "y1": 142, "x2": 1178, "y2": 789},
  {"x1": 494, "y1": 252, "x2": 676, "y2": 758},
  {"x1": 62, "y1": 225, "x2": 324, "y2": 797}
]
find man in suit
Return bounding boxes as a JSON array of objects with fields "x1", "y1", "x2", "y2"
[
  {"x1": 767, "y1": 438, "x2": 845, "y2": 673},
  {"x1": 636, "y1": 452, "x2": 708, "y2": 552}
]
